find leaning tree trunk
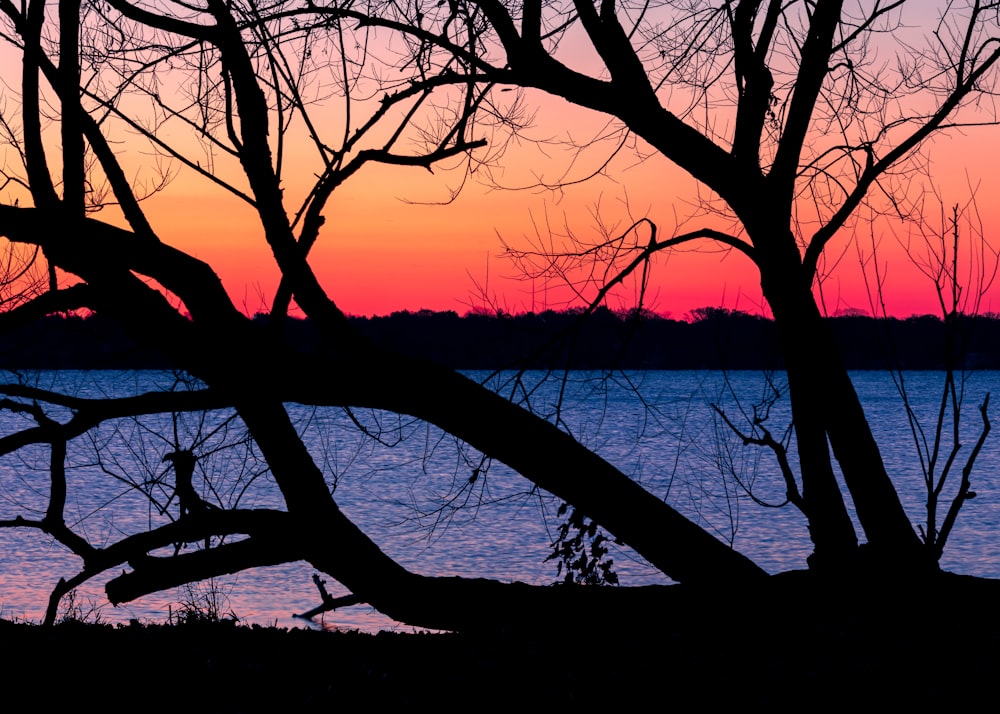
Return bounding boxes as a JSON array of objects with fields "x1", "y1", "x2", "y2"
[
  {"x1": 291, "y1": 347, "x2": 769, "y2": 582},
  {"x1": 1, "y1": 206, "x2": 770, "y2": 632},
  {"x1": 207, "y1": 393, "x2": 767, "y2": 631}
]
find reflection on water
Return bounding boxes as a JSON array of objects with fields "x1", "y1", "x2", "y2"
[{"x1": 0, "y1": 370, "x2": 997, "y2": 631}]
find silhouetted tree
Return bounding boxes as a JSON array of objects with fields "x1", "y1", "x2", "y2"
[
  {"x1": 0, "y1": 0, "x2": 997, "y2": 632},
  {"x1": 377, "y1": 0, "x2": 1000, "y2": 572}
]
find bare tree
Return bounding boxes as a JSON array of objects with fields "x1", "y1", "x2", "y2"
[
  {"x1": 0, "y1": 0, "x2": 761, "y2": 633},
  {"x1": 388, "y1": 0, "x2": 1000, "y2": 571},
  {"x1": 860, "y1": 182, "x2": 998, "y2": 561},
  {"x1": 0, "y1": 0, "x2": 997, "y2": 633}
]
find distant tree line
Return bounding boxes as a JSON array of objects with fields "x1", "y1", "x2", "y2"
[{"x1": 3, "y1": 307, "x2": 998, "y2": 371}]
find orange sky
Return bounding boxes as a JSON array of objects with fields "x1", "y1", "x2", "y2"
[
  {"x1": 3, "y1": 20, "x2": 1000, "y2": 322},
  {"x1": 143, "y1": 101, "x2": 1000, "y2": 321}
]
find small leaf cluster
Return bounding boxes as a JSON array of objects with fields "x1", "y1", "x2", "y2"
[{"x1": 546, "y1": 503, "x2": 619, "y2": 586}]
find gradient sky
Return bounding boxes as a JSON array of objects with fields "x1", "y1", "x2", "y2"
[
  {"x1": 3, "y1": 19, "x2": 1000, "y2": 321},
  {"x1": 143, "y1": 100, "x2": 1000, "y2": 321}
]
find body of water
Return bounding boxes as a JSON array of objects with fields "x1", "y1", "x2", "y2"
[{"x1": 0, "y1": 370, "x2": 997, "y2": 631}]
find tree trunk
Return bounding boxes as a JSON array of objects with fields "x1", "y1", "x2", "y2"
[
  {"x1": 762, "y1": 269, "x2": 860, "y2": 568},
  {"x1": 298, "y1": 349, "x2": 769, "y2": 585},
  {"x1": 234, "y1": 393, "x2": 766, "y2": 631},
  {"x1": 757, "y1": 237, "x2": 926, "y2": 571},
  {"x1": 2, "y1": 206, "x2": 769, "y2": 631}
]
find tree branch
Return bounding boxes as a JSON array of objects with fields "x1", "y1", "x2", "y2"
[{"x1": 106, "y1": 534, "x2": 301, "y2": 605}]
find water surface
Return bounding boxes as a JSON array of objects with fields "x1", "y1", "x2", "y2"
[{"x1": 0, "y1": 370, "x2": 996, "y2": 631}]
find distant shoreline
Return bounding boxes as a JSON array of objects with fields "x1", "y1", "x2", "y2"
[{"x1": 5, "y1": 307, "x2": 998, "y2": 370}]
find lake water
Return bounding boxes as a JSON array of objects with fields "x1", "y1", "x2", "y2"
[{"x1": 0, "y1": 369, "x2": 997, "y2": 632}]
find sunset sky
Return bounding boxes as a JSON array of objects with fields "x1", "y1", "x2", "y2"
[
  {"x1": 3, "y1": 11, "x2": 1000, "y2": 321},
  {"x1": 143, "y1": 99, "x2": 1000, "y2": 321},
  {"x1": 130, "y1": 59, "x2": 1000, "y2": 322}
]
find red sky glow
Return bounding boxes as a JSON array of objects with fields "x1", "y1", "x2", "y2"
[
  {"x1": 144, "y1": 118, "x2": 1000, "y2": 321},
  {"x1": 3, "y1": 18, "x2": 1000, "y2": 322}
]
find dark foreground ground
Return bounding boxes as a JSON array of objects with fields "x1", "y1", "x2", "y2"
[{"x1": 3, "y1": 572, "x2": 999, "y2": 711}]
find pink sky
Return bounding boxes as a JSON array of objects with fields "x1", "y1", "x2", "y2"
[
  {"x1": 3, "y1": 21, "x2": 999, "y2": 322},
  {"x1": 144, "y1": 106, "x2": 1000, "y2": 320}
]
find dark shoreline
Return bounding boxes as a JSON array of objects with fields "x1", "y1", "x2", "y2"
[
  {"x1": 6, "y1": 572, "x2": 1000, "y2": 709},
  {"x1": 8, "y1": 308, "x2": 1000, "y2": 371}
]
